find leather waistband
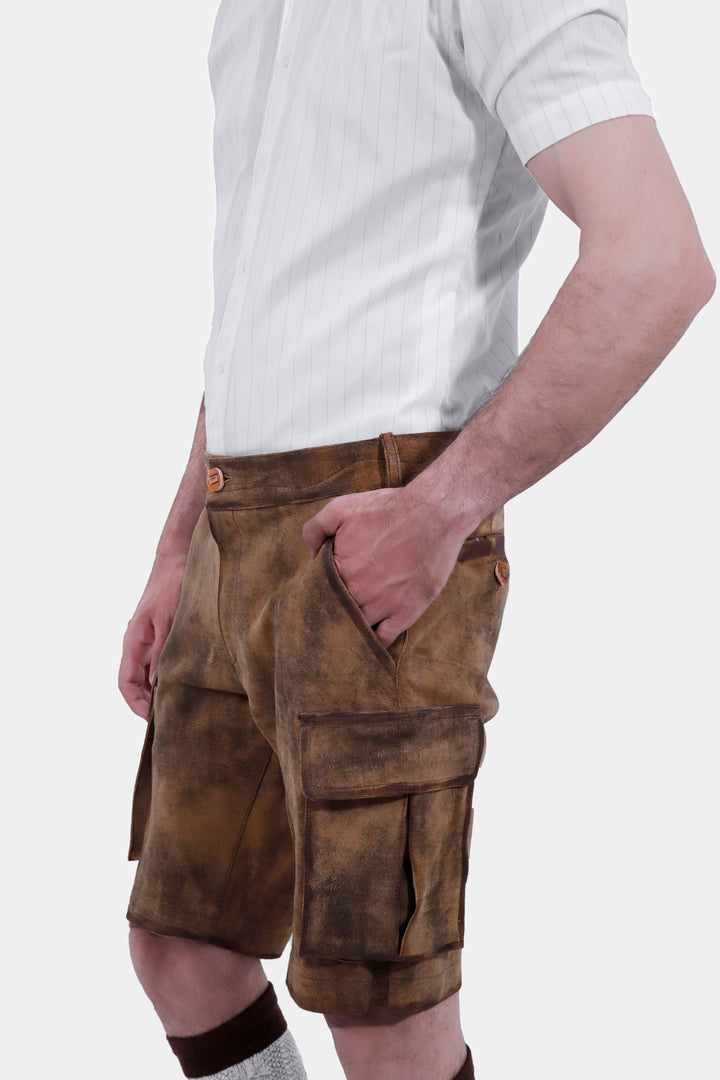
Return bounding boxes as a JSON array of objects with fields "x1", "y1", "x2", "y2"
[{"x1": 204, "y1": 430, "x2": 503, "y2": 534}]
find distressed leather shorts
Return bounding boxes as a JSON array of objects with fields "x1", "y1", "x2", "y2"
[{"x1": 126, "y1": 430, "x2": 509, "y2": 1015}]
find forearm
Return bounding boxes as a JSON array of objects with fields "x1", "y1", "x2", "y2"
[
  {"x1": 154, "y1": 394, "x2": 208, "y2": 563},
  {"x1": 407, "y1": 248, "x2": 714, "y2": 534}
]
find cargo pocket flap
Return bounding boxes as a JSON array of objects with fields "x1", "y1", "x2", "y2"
[{"x1": 299, "y1": 703, "x2": 484, "y2": 801}]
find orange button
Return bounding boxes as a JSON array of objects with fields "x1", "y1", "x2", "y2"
[
  {"x1": 206, "y1": 467, "x2": 226, "y2": 492},
  {"x1": 494, "y1": 560, "x2": 510, "y2": 585}
]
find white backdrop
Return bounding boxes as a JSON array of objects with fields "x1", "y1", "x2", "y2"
[{"x1": 1, "y1": 2, "x2": 717, "y2": 1077}]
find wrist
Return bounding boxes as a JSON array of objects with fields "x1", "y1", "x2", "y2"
[
  {"x1": 154, "y1": 504, "x2": 205, "y2": 566},
  {"x1": 152, "y1": 549, "x2": 189, "y2": 574},
  {"x1": 402, "y1": 463, "x2": 494, "y2": 543}
]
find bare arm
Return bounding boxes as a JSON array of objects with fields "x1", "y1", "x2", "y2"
[
  {"x1": 155, "y1": 394, "x2": 209, "y2": 558},
  {"x1": 302, "y1": 115, "x2": 715, "y2": 647},
  {"x1": 119, "y1": 394, "x2": 208, "y2": 718},
  {"x1": 404, "y1": 115, "x2": 715, "y2": 534}
]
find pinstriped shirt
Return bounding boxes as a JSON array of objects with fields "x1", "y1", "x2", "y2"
[{"x1": 203, "y1": 0, "x2": 653, "y2": 455}]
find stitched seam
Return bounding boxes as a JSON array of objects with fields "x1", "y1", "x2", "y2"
[
  {"x1": 210, "y1": 747, "x2": 274, "y2": 936},
  {"x1": 126, "y1": 914, "x2": 285, "y2": 956},
  {"x1": 380, "y1": 432, "x2": 403, "y2": 486},
  {"x1": 389, "y1": 434, "x2": 402, "y2": 485},
  {"x1": 204, "y1": 508, "x2": 245, "y2": 675},
  {"x1": 299, "y1": 703, "x2": 483, "y2": 725},
  {"x1": 461, "y1": 529, "x2": 504, "y2": 542},
  {"x1": 322, "y1": 541, "x2": 397, "y2": 676},
  {"x1": 458, "y1": 787, "x2": 474, "y2": 945},
  {"x1": 205, "y1": 490, "x2": 379, "y2": 512},
  {"x1": 393, "y1": 630, "x2": 409, "y2": 707},
  {"x1": 305, "y1": 774, "x2": 475, "y2": 799},
  {"x1": 380, "y1": 434, "x2": 393, "y2": 484},
  {"x1": 299, "y1": 797, "x2": 312, "y2": 953},
  {"x1": 292, "y1": 964, "x2": 460, "y2": 987}
]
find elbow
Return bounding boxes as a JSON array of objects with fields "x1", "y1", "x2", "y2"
[
  {"x1": 617, "y1": 243, "x2": 714, "y2": 329},
  {"x1": 664, "y1": 238, "x2": 716, "y2": 319},
  {"x1": 683, "y1": 254, "x2": 716, "y2": 315},
  {"x1": 641, "y1": 250, "x2": 715, "y2": 350},
  {"x1": 582, "y1": 224, "x2": 716, "y2": 325}
]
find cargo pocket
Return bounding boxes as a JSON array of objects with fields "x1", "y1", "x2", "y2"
[
  {"x1": 298, "y1": 703, "x2": 484, "y2": 962},
  {"x1": 127, "y1": 675, "x2": 158, "y2": 861}
]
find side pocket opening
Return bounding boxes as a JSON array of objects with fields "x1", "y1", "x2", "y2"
[
  {"x1": 320, "y1": 537, "x2": 405, "y2": 671},
  {"x1": 297, "y1": 703, "x2": 484, "y2": 962}
]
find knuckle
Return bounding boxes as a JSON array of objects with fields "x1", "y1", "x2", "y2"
[{"x1": 424, "y1": 570, "x2": 445, "y2": 601}]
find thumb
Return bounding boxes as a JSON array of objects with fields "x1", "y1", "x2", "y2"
[
  {"x1": 301, "y1": 495, "x2": 348, "y2": 556},
  {"x1": 374, "y1": 614, "x2": 406, "y2": 650},
  {"x1": 148, "y1": 651, "x2": 161, "y2": 687}
]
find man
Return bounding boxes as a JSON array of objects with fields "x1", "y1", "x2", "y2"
[{"x1": 119, "y1": 0, "x2": 714, "y2": 1077}]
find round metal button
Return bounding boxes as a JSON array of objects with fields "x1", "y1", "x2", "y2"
[
  {"x1": 206, "y1": 467, "x2": 226, "y2": 492},
  {"x1": 494, "y1": 559, "x2": 510, "y2": 585}
]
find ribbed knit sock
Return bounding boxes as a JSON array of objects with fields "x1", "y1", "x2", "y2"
[{"x1": 166, "y1": 983, "x2": 307, "y2": 1080}]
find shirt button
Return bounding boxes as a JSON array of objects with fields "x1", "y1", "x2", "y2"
[
  {"x1": 239, "y1": 258, "x2": 247, "y2": 272},
  {"x1": 280, "y1": 53, "x2": 289, "y2": 66}
]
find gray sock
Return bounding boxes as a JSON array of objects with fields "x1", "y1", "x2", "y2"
[
  {"x1": 167, "y1": 983, "x2": 307, "y2": 1079},
  {"x1": 199, "y1": 1029, "x2": 307, "y2": 1079}
]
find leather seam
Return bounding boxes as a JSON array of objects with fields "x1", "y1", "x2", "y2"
[
  {"x1": 210, "y1": 747, "x2": 274, "y2": 937},
  {"x1": 204, "y1": 507, "x2": 245, "y2": 677}
]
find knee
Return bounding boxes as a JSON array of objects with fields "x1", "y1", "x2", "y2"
[
  {"x1": 128, "y1": 925, "x2": 182, "y2": 991},
  {"x1": 324, "y1": 994, "x2": 463, "y2": 1074},
  {"x1": 128, "y1": 925, "x2": 216, "y2": 995},
  {"x1": 325, "y1": 1004, "x2": 413, "y2": 1032},
  {"x1": 128, "y1": 924, "x2": 265, "y2": 1004},
  {"x1": 324, "y1": 1003, "x2": 417, "y2": 1063}
]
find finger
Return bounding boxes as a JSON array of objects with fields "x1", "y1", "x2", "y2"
[
  {"x1": 301, "y1": 495, "x2": 349, "y2": 556},
  {"x1": 148, "y1": 636, "x2": 168, "y2": 686},
  {"x1": 127, "y1": 687, "x2": 152, "y2": 720},
  {"x1": 118, "y1": 661, "x2": 152, "y2": 719},
  {"x1": 119, "y1": 622, "x2": 154, "y2": 710},
  {"x1": 118, "y1": 653, "x2": 142, "y2": 700},
  {"x1": 373, "y1": 614, "x2": 407, "y2": 650},
  {"x1": 148, "y1": 656, "x2": 160, "y2": 687}
]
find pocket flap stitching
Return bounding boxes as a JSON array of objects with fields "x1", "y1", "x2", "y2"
[{"x1": 299, "y1": 703, "x2": 484, "y2": 801}]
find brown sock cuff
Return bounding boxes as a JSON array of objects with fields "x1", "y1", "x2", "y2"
[
  {"x1": 454, "y1": 1045, "x2": 474, "y2": 1080},
  {"x1": 166, "y1": 982, "x2": 287, "y2": 1078}
]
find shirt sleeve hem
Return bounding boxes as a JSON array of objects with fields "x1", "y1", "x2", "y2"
[{"x1": 502, "y1": 80, "x2": 655, "y2": 168}]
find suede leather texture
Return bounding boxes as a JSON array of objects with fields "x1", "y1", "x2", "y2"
[{"x1": 126, "y1": 430, "x2": 509, "y2": 1015}]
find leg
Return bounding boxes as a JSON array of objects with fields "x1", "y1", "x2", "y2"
[
  {"x1": 326, "y1": 993, "x2": 469, "y2": 1080},
  {"x1": 129, "y1": 927, "x2": 307, "y2": 1078},
  {"x1": 125, "y1": 509, "x2": 303, "y2": 1075},
  {"x1": 128, "y1": 926, "x2": 267, "y2": 1035},
  {"x1": 268, "y1": 437, "x2": 507, "y2": 1076}
]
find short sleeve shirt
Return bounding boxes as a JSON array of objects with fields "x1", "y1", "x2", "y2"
[{"x1": 203, "y1": 0, "x2": 653, "y2": 455}]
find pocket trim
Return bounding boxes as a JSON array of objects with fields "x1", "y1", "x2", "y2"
[
  {"x1": 299, "y1": 704, "x2": 484, "y2": 802},
  {"x1": 457, "y1": 532, "x2": 506, "y2": 563},
  {"x1": 320, "y1": 538, "x2": 400, "y2": 673},
  {"x1": 298, "y1": 703, "x2": 485, "y2": 962}
]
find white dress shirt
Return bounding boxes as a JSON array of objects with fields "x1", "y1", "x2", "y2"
[{"x1": 203, "y1": 0, "x2": 653, "y2": 456}]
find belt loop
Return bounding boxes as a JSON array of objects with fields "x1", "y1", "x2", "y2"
[{"x1": 379, "y1": 432, "x2": 403, "y2": 487}]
